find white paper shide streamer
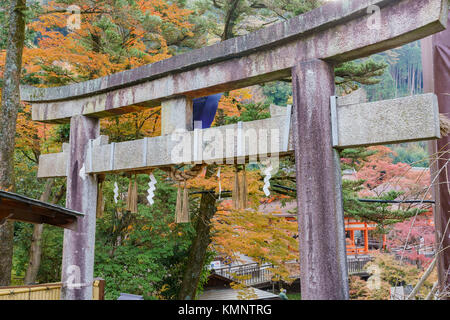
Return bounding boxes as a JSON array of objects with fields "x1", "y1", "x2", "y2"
[
  {"x1": 262, "y1": 163, "x2": 273, "y2": 197},
  {"x1": 113, "y1": 182, "x2": 119, "y2": 204},
  {"x1": 217, "y1": 167, "x2": 221, "y2": 200},
  {"x1": 147, "y1": 173, "x2": 157, "y2": 205}
]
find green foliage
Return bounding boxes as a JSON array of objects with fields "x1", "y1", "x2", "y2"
[
  {"x1": 390, "y1": 142, "x2": 429, "y2": 168},
  {"x1": 362, "y1": 59, "x2": 396, "y2": 101},
  {"x1": 35, "y1": 225, "x2": 64, "y2": 283},
  {"x1": 224, "y1": 102, "x2": 271, "y2": 124},
  {"x1": 0, "y1": 0, "x2": 40, "y2": 51},
  {"x1": 12, "y1": 222, "x2": 32, "y2": 280},
  {"x1": 12, "y1": 161, "x2": 210, "y2": 298},
  {"x1": 341, "y1": 146, "x2": 427, "y2": 233},
  {"x1": 335, "y1": 59, "x2": 388, "y2": 94},
  {"x1": 13, "y1": 221, "x2": 64, "y2": 284},
  {"x1": 11, "y1": 150, "x2": 66, "y2": 284},
  {"x1": 93, "y1": 171, "x2": 201, "y2": 299},
  {"x1": 189, "y1": 0, "x2": 321, "y2": 40},
  {"x1": 261, "y1": 81, "x2": 292, "y2": 106},
  {"x1": 194, "y1": 250, "x2": 215, "y2": 298},
  {"x1": 286, "y1": 293, "x2": 301, "y2": 300},
  {"x1": 0, "y1": 0, "x2": 9, "y2": 50},
  {"x1": 340, "y1": 148, "x2": 377, "y2": 171},
  {"x1": 363, "y1": 41, "x2": 424, "y2": 101},
  {"x1": 344, "y1": 187, "x2": 425, "y2": 232},
  {"x1": 7, "y1": 0, "x2": 433, "y2": 300}
]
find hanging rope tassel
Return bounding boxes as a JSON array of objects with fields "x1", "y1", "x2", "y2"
[
  {"x1": 175, "y1": 182, "x2": 183, "y2": 223},
  {"x1": 440, "y1": 113, "x2": 450, "y2": 137},
  {"x1": 126, "y1": 177, "x2": 132, "y2": 211},
  {"x1": 165, "y1": 164, "x2": 205, "y2": 223},
  {"x1": 96, "y1": 175, "x2": 105, "y2": 218},
  {"x1": 131, "y1": 177, "x2": 138, "y2": 213},
  {"x1": 181, "y1": 181, "x2": 190, "y2": 223},
  {"x1": 240, "y1": 165, "x2": 248, "y2": 209},
  {"x1": 232, "y1": 164, "x2": 240, "y2": 210},
  {"x1": 126, "y1": 175, "x2": 138, "y2": 213}
]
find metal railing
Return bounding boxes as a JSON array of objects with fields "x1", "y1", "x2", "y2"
[
  {"x1": 213, "y1": 263, "x2": 275, "y2": 286},
  {"x1": 214, "y1": 258, "x2": 373, "y2": 286}
]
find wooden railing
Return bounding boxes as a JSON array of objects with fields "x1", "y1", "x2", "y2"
[
  {"x1": 390, "y1": 244, "x2": 435, "y2": 255},
  {"x1": 214, "y1": 263, "x2": 275, "y2": 286},
  {"x1": 346, "y1": 244, "x2": 368, "y2": 255},
  {"x1": 347, "y1": 257, "x2": 373, "y2": 275},
  {"x1": 0, "y1": 278, "x2": 105, "y2": 300}
]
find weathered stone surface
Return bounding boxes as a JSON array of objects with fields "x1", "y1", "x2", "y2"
[
  {"x1": 37, "y1": 116, "x2": 288, "y2": 177},
  {"x1": 36, "y1": 93, "x2": 441, "y2": 178},
  {"x1": 335, "y1": 93, "x2": 440, "y2": 148},
  {"x1": 292, "y1": 59, "x2": 348, "y2": 300},
  {"x1": 161, "y1": 97, "x2": 193, "y2": 135},
  {"x1": 24, "y1": 0, "x2": 448, "y2": 123},
  {"x1": 61, "y1": 115, "x2": 99, "y2": 300},
  {"x1": 337, "y1": 88, "x2": 367, "y2": 106},
  {"x1": 37, "y1": 146, "x2": 68, "y2": 178}
]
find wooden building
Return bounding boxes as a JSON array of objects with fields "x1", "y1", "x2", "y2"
[
  {"x1": 345, "y1": 217, "x2": 385, "y2": 255},
  {"x1": 0, "y1": 190, "x2": 82, "y2": 230}
]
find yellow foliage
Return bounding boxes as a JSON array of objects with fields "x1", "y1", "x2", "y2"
[{"x1": 212, "y1": 205, "x2": 299, "y2": 283}]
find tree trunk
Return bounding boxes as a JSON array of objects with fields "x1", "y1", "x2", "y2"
[
  {"x1": 221, "y1": 0, "x2": 241, "y2": 41},
  {"x1": 24, "y1": 180, "x2": 54, "y2": 284},
  {"x1": 178, "y1": 188, "x2": 217, "y2": 300},
  {"x1": 178, "y1": 8, "x2": 243, "y2": 298},
  {"x1": 0, "y1": 0, "x2": 27, "y2": 286},
  {"x1": 24, "y1": 179, "x2": 67, "y2": 284}
]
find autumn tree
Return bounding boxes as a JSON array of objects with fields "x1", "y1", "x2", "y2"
[
  {"x1": 14, "y1": 104, "x2": 66, "y2": 284},
  {"x1": 177, "y1": 0, "x2": 390, "y2": 299},
  {"x1": 0, "y1": 0, "x2": 27, "y2": 286},
  {"x1": 178, "y1": 90, "x2": 299, "y2": 299},
  {"x1": 343, "y1": 146, "x2": 431, "y2": 242},
  {"x1": 4, "y1": 0, "x2": 426, "y2": 299},
  {"x1": 6, "y1": 0, "x2": 198, "y2": 291},
  {"x1": 190, "y1": 0, "x2": 321, "y2": 41}
]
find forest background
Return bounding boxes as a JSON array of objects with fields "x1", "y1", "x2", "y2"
[{"x1": 0, "y1": 0, "x2": 436, "y2": 300}]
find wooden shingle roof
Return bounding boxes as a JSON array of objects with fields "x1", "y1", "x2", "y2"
[{"x1": 0, "y1": 190, "x2": 82, "y2": 230}]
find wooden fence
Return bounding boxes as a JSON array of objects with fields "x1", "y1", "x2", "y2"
[
  {"x1": 0, "y1": 278, "x2": 105, "y2": 300},
  {"x1": 347, "y1": 257, "x2": 373, "y2": 275}
]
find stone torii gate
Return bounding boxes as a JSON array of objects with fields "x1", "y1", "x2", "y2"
[{"x1": 21, "y1": 0, "x2": 448, "y2": 300}]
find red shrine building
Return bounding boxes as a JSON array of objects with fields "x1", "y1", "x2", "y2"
[{"x1": 344, "y1": 217, "x2": 385, "y2": 256}]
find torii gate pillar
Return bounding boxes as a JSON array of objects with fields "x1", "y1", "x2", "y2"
[
  {"x1": 422, "y1": 12, "x2": 450, "y2": 299},
  {"x1": 61, "y1": 115, "x2": 99, "y2": 300},
  {"x1": 292, "y1": 59, "x2": 349, "y2": 300}
]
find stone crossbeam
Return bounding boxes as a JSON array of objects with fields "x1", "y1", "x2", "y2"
[
  {"x1": 22, "y1": 0, "x2": 448, "y2": 123},
  {"x1": 333, "y1": 93, "x2": 441, "y2": 148},
  {"x1": 36, "y1": 93, "x2": 440, "y2": 178}
]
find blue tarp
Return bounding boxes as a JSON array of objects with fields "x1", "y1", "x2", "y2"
[{"x1": 193, "y1": 93, "x2": 223, "y2": 129}]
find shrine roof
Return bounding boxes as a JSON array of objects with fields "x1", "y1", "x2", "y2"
[{"x1": 0, "y1": 190, "x2": 82, "y2": 230}]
